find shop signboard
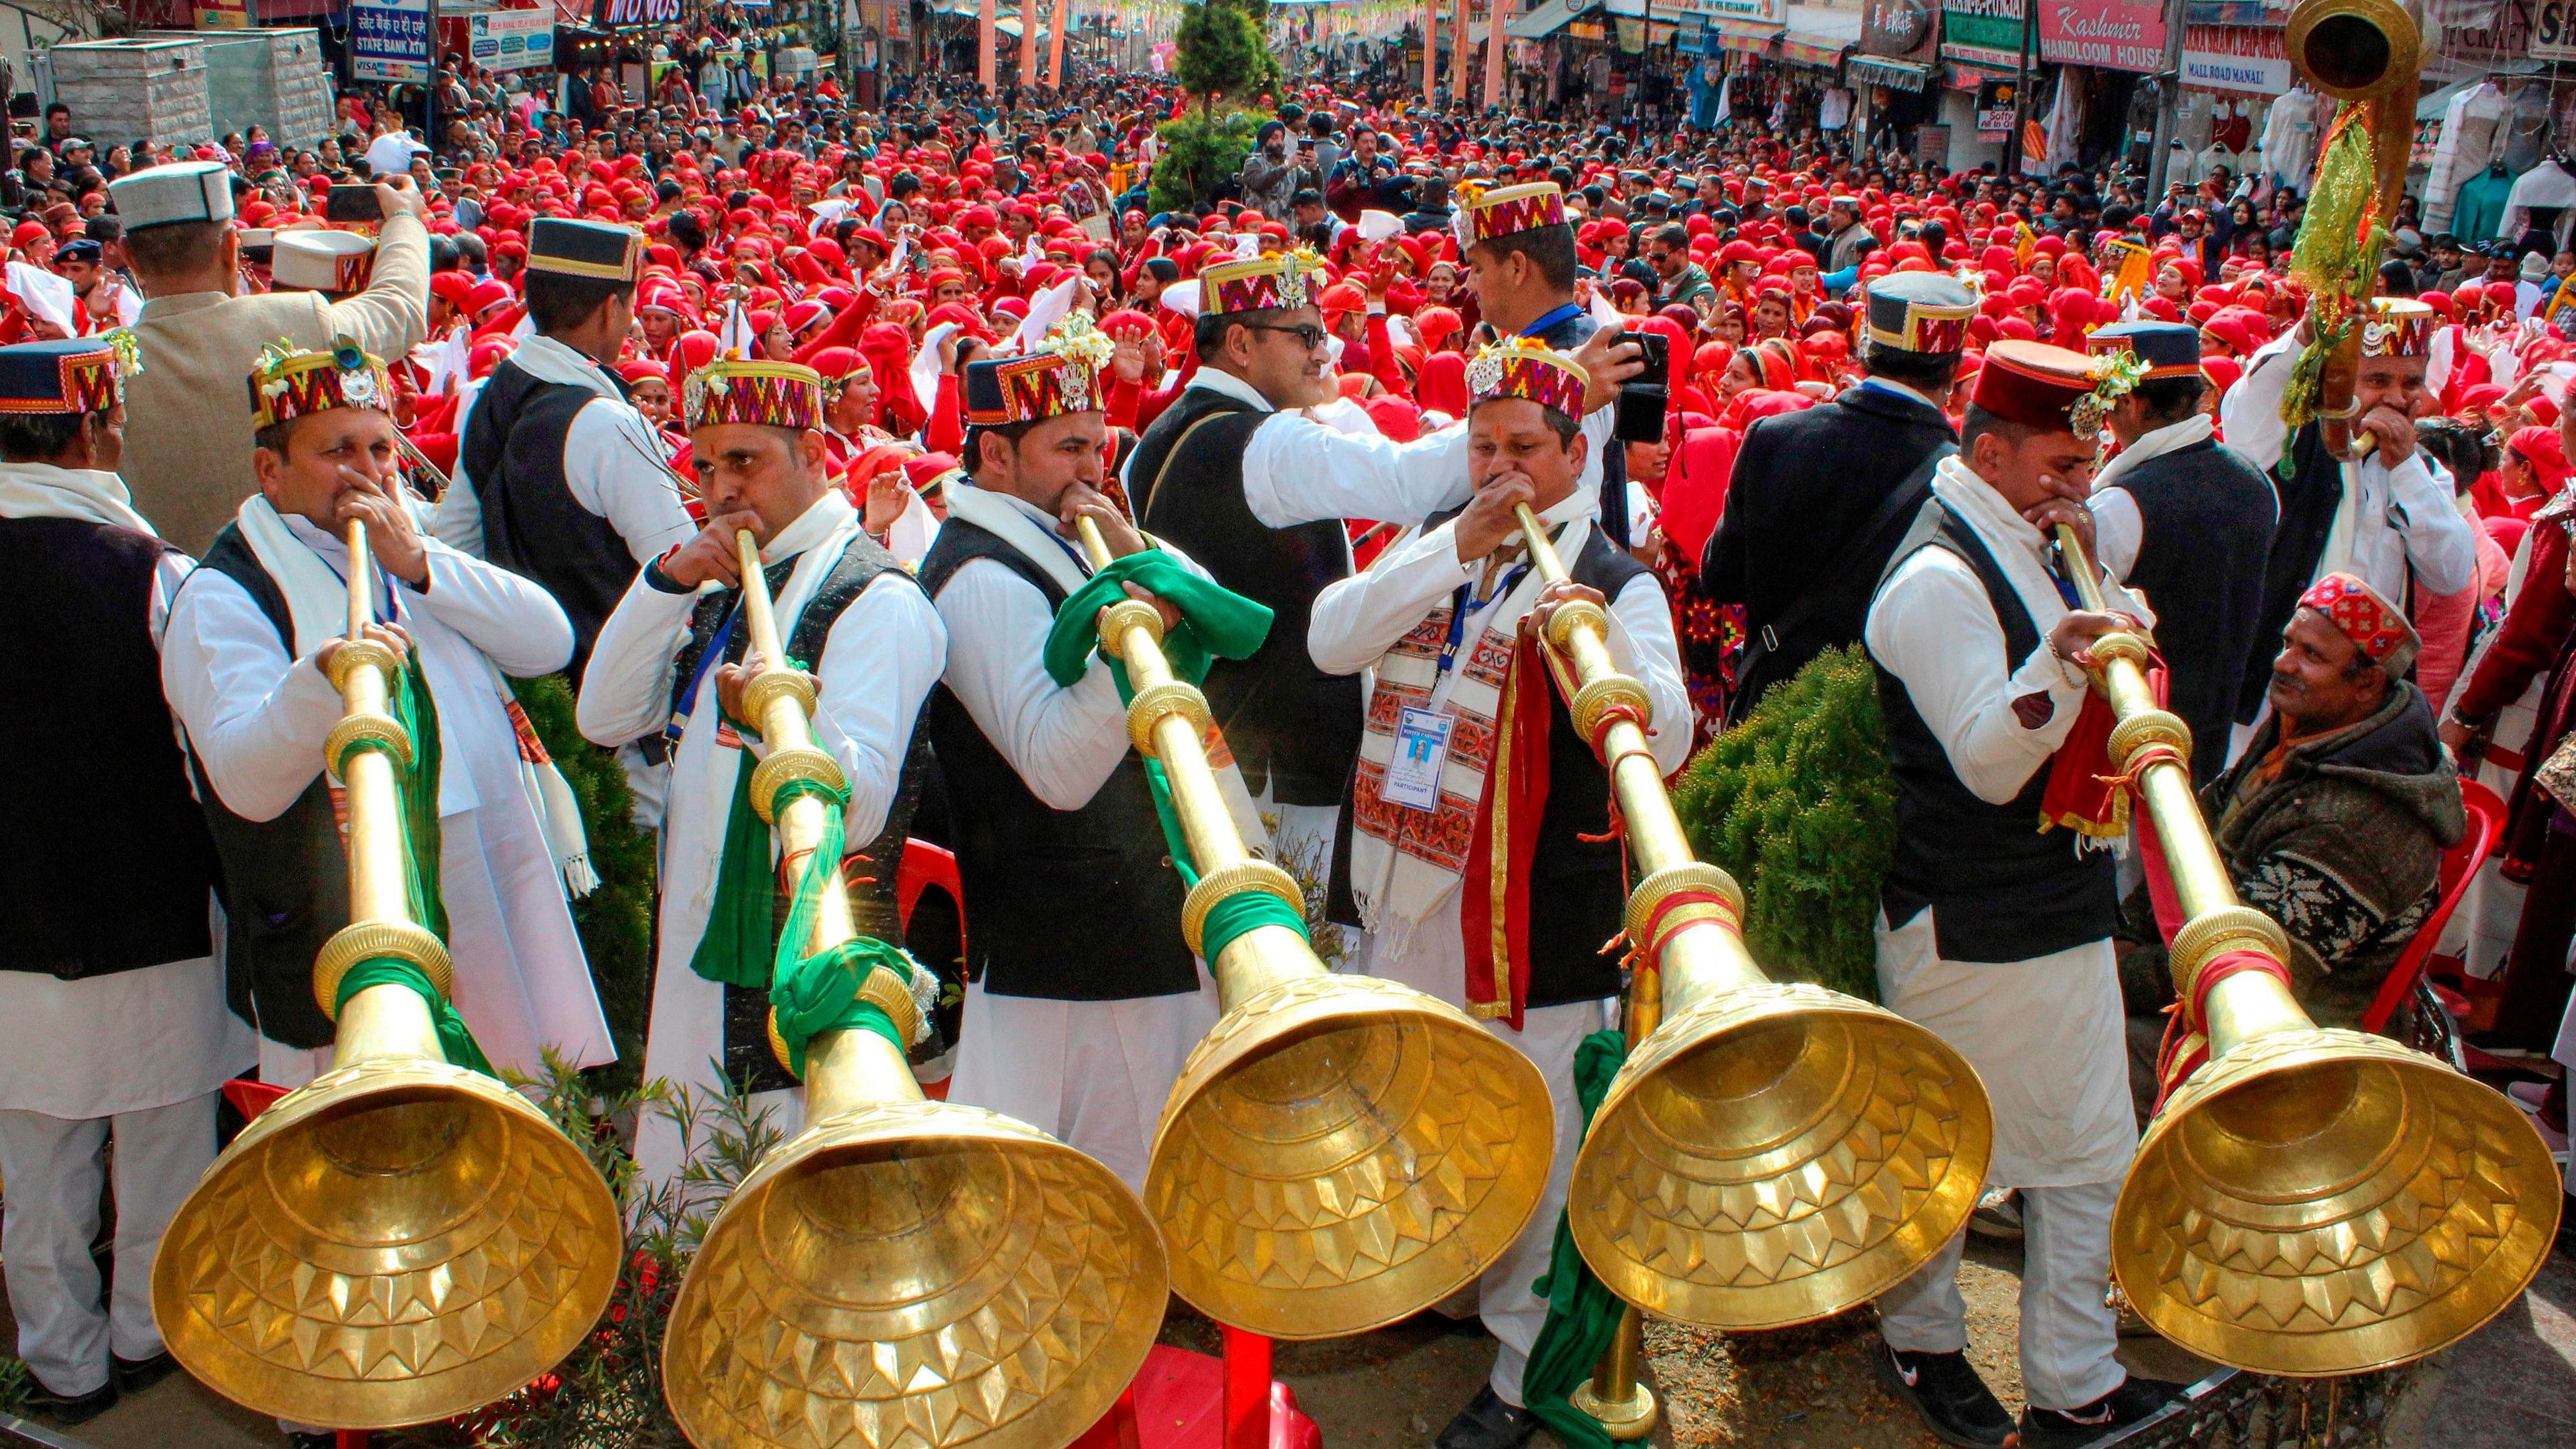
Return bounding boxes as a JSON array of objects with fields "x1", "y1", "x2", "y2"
[
  {"x1": 596, "y1": 0, "x2": 684, "y2": 25},
  {"x1": 1938, "y1": 0, "x2": 2024, "y2": 71},
  {"x1": 2037, "y1": 0, "x2": 2167, "y2": 71},
  {"x1": 1682, "y1": 0, "x2": 1784, "y2": 21},
  {"x1": 196, "y1": 0, "x2": 251, "y2": 29},
  {"x1": 1863, "y1": 0, "x2": 1941, "y2": 61},
  {"x1": 351, "y1": 0, "x2": 432, "y2": 82},
  {"x1": 2180, "y1": 23, "x2": 2288, "y2": 93},
  {"x1": 470, "y1": 9, "x2": 556, "y2": 73},
  {"x1": 1974, "y1": 77, "x2": 2017, "y2": 133},
  {"x1": 2535, "y1": 1, "x2": 2576, "y2": 63}
]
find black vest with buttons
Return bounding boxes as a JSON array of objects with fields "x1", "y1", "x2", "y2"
[{"x1": 459, "y1": 356, "x2": 640, "y2": 684}]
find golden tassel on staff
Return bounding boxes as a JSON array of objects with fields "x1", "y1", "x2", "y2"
[
  {"x1": 150, "y1": 520, "x2": 622, "y2": 1430},
  {"x1": 660, "y1": 530, "x2": 1167, "y2": 1449},
  {"x1": 1503, "y1": 502, "x2": 1999, "y2": 1437}
]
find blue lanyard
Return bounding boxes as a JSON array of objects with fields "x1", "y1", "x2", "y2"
[
  {"x1": 666, "y1": 606, "x2": 740, "y2": 749},
  {"x1": 1437, "y1": 562, "x2": 1532, "y2": 680},
  {"x1": 1518, "y1": 304, "x2": 1585, "y2": 341}
]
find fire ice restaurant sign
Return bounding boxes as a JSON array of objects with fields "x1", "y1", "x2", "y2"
[{"x1": 2039, "y1": 0, "x2": 2167, "y2": 72}]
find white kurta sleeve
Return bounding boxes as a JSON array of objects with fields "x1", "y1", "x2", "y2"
[
  {"x1": 577, "y1": 570, "x2": 701, "y2": 747},
  {"x1": 411, "y1": 542, "x2": 574, "y2": 677},
  {"x1": 1307, "y1": 522, "x2": 1477, "y2": 675},
  {"x1": 1602, "y1": 572, "x2": 1693, "y2": 776},
  {"x1": 2220, "y1": 331, "x2": 2299, "y2": 475},
  {"x1": 1864, "y1": 548, "x2": 2090, "y2": 807},
  {"x1": 563, "y1": 398, "x2": 701, "y2": 564},
  {"x1": 933, "y1": 559, "x2": 1133, "y2": 811},
  {"x1": 430, "y1": 461, "x2": 485, "y2": 557},
  {"x1": 2089, "y1": 487, "x2": 2144, "y2": 582},
  {"x1": 159, "y1": 572, "x2": 348, "y2": 823},
  {"x1": 808, "y1": 575, "x2": 948, "y2": 845},
  {"x1": 2386, "y1": 453, "x2": 2478, "y2": 596},
  {"x1": 1241, "y1": 415, "x2": 1481, "y2": 527}
]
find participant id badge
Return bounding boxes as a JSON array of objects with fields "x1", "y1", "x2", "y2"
[{"x1": 1382, "y1": 707, "x2": 1455, "y2": 811}]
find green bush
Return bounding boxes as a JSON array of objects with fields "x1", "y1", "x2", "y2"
[
  {"x1": 1148, "y1": 110, "x2": 1265, "y2": 216},
  {"x1": 511, "y1": 674, "x2": 655, "y2": 1097},
  {"x1": 1669, "y1": 646, "x2": 1898, "y2": 1002},
  {"x1": 1173, "y1": 0, "x2": 1278, "y2": 116}
]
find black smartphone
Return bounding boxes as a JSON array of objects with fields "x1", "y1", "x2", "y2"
[
  {"x1": 325, "y1": 184, "x2": 383, "y2": 224},
  {"x1": 1615, "y1": 331, "x2": 1669, "y2": 443}
]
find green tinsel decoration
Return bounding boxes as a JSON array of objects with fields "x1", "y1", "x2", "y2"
[
  {"x1": 2281, "y1": 109, "x2": 2389, "y2": 435},
  {"x1": 511, "y1": 673, "x2": 657, "y2": 1097},
  {"x1": 1668, "y1": 646, "x2": 1897, "y2": 1003}
]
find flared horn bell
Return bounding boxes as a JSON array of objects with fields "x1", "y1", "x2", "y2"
[
  {"x1": 2284, "y1": 0, "x2": 2424, "y2": 103},
  {"x1": 1145, "y1": 973, "x2": 1557, "y2": 1340},
  {"x1": 2117, "y1": 1026, "x2": 2562, "y2": 1376},
  {"x1": 1569, "y1": 980, "x2": 1993, "y2": 1329}
]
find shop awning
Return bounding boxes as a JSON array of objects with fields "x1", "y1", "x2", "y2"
[
  {"x1": 1711, "y1": 18, "x2": 1784, "y2": 55},
  {"x1": 1778, "y1": 3, "x2": 1861, "y2": 69},
  {"x1": 1845, "y1": 55, "x2": 1932, "y2": 91},
  {"x1": 1507, "y1": 0, "x2": 1583, "y2": 39}
]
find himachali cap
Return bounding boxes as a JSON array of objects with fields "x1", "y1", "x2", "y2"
[
  {"x1": 2360, "y1": 298, "x2": 2436, "y2": 359},
  {"x1": 1200, "y1": 251, "x2": 1323, "y2": 315},
  {"x1": 526, "y1": 217, "x2": 644, "y2": 282},
  {"x1": 106, "y1": 160, "x2": 234, "y2": 231},
  {"x1": 683, "y1": 357, "x2": 825, "y2": 432},
  {"x1": 2086, "y1": 320, "x2": 2202, "y2": 379},
  {"x1": 248, "y1": 337, "x2": 394, "y2": 430},
  {"x1": 1455, "y1": 180, "x2": 1570, "y2": 250},
  {"x1": 1865, "y1": 273, "x2": 1975, "y2": 355},
  {"x1": 272, "y1": 230, "x2": 377, "y2": 294},
  {"x1": 1971, "y1": 340, "x2": 2125, "y2": 439},
  {"x1": 2299, "y1": 572, "x2": 2420, "y2": 676},
  {"x1": 0, "y1": 337, "x2": 130, "y2": 415},
  {"x1": 1465, "y1": 336, "x2": 1588, "y2": 420},
  {"x1": 964, "y1": 315, "x2": 1114, "y2": 427}
]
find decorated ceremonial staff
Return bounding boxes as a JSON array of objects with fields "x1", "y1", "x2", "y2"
[
  {"x1": 0, "y1": 337, "x2": 248, "y2": 1425},
  {"x1": 578, "y1": 354, "x2": 946, "y2": 1189}
]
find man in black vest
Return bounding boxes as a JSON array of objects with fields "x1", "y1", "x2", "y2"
[
  {"x1": 579, "y1": 356, "x2": 946, "y2": 1189},
  {"x1": 1863, "y1": 341, "x2": 2181, "y2": 1449},
  {"x1": 1702, "y1": 272, "x2": 1974, "y2": 725},
  {"x1": 2083, "y1": 321, "x2": 2277, "y2": 784},
  {"x1": 1310, "y1": 340, "x2": 1690, "y2": 1449},
  {"x1": 920, "y1": 337, "x2": 1225, "y2": 1194},
  {"x1": 0, "y1": 339, "x2": 242, "y2": 1426},
  {"x1": 437, "y1": 217, "x2": 697, "y2": 686}
]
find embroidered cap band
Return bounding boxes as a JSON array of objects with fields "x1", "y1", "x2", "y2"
[
  {"x1": 2299, "y1": 571, "x2": 2420, "y2": 674},
  {"x1": 683, "y1": 357, "x2": 825, "y2": 433},
  {"x1": 1465, "y1": 336, "x2": 1588, "y2": 420},
  {"x1": 248, "y1": 337, "x2": 394, "y2": 429}
]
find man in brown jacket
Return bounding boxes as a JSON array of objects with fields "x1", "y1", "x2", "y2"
[{"x1": 110, "y1": 161, "x2": 429, "y2": 553}]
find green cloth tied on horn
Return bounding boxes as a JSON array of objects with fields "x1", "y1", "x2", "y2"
[
  {"x1": 765, "y1": 773, "x2": 925, "y2": 1077},
  {"x1": 1520, "y1": 1030, "x2": 1635, "y2": 1449},
  {"x1": 333, "y1": 959, "x2": 495, "y2": 1078}
]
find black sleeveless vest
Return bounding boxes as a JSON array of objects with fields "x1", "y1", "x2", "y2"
[
  {"x1": 916, "y1": 513, "x2": 1199, "y2": 1001},
  {"x1": 1329, "y1": 510, "x2": 1652, "y2": 1009},
  {"x1": 1133, "y1": 384, "x2": 1365, "y2": 805},
  {"x1": 459, "y1": 355, "x2": 640, "y2": 683},
  {"x1": 1870, "y1": 500, "x2": 2116, "y2": 964},
  {"x1": 0, "y1": 517, "x2": 218, "y2": 980},
  {"x1": 2112, "y1": 437, "x2": 2273, "y2": 784},
  {"x1": 669, "y1": 531, "x2": 932, "y2": 1094},
  {"x1": 2242, "y1": 421, "x2": 2342, "y2": 724}
]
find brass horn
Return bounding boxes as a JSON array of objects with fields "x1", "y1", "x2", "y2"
[
  {"x1": 661, "y1": 530, "x2": 1167, "y2": 1449},
  {"x1": 152, "y1": 521, "x2": 622, "y2": 1429},
  {"x1": 2051, "y1": 524, "x2": 2561, "y2": 1376},
  {"x1": 1500, "y1": 507, "x2": 1990, "y2": 1374},
  {"x1": 1075, "y1": 519, "x2": 1559, "y2": 1341}
]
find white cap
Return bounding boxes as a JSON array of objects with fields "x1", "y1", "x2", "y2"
[
  {"x1": 272, "y1": 230, "x2": 376, "y2": 294},
  {"x1": 106, "y1": 160, "x2": 234, "y2": 232}
]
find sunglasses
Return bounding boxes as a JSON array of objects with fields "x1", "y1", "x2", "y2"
[{"x1": 1244, "y1": 321, "x2": 1328, "y2": 349}]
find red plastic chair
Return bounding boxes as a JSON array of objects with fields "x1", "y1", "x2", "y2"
[
  {"x1": 2361, "y1": 778, "x2": 2505, "y2": 1036},
  {"x1": 895, "y1": 839, "x2": 965, "y2": 960}
]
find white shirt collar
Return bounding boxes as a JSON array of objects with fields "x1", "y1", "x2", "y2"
[{"x1": 1184, "y1": 365, "x2": 1278, "y2": 414}]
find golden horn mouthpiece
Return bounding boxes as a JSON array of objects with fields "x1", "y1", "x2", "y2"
[{"x1": 2052, "y1": 522, "x2": 2560, "y2": 1375}]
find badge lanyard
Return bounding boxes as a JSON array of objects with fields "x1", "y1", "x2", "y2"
[
  {"x1": 1435, "y1": 559, "x2": 1534, "y2": 683},
  {"x1": 665, "y1": 606, "x2": 741, "y2": 751},
  {"x1": 1518, "y1": 304, "x2": 1584, "y2": 341}
]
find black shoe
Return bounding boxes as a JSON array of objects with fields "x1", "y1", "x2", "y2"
[
  {"x1": 2015, "y1": 1376, "x2": 2189, "y2": 1449},
  {"x1": 22, "y1": 1376, "x2": 117, "y2": 1426},
  {"x1": 111, "y1": 1349, "x2": 179, "y2": 1395},
  {"x1": 1873, "y1": 1343, "x2": 2013, "y2": 1448},
  {"x1": 285, "y1": 1433, "x2": 337, "y2": 1449},
  {"x1": 1433, "y1": 1386, "x2": 1539, "y2": 1449}
]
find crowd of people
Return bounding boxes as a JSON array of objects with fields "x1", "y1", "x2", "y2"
[{"x1": 0, "y1": 28, "x2": 2572, "y2": 1449}]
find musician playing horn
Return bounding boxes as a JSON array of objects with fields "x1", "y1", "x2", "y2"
[
  {"x1": 1306, "y1": 338, "x2": 1689, "y2": 1449},
  {"x1": 1861, "y1": 340, "x2": 2179, "y2": 1449},
  {"x1": 578, "y1": 355, "x2": 945, "y2": 1191},
  {"x1": 159, "y1": 339, "x2": 611, "y2": 1094}
]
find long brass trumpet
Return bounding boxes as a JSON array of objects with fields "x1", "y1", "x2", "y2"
[
  {"x1": 1075, "y1": 518, "x2": 1559, "y2": 1341},
  {"x1": 2051, "y1": 524, "x2": 2561, "y2": 1376},
  {"x1": 1513, "y1": 504, "x2": 1994, "y2": 1435},
  {"x1": 153, "y1": 522, "x2": 622, "y2": 1429},
  {"x1": 662, "y1": 530, "x2": 1167, "y2": 1449}
]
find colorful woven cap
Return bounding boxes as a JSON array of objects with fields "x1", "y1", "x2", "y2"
[
  {"x1": 2086, "y1": 320, "x2": 2202, "y2": 379},
  {"x1": 1200, "y1": 250, "x2": 1322, "y2": 316},
  {"x1": 2299, "y1": 571, "x2": 2420, "y2": 674},
  {"x1": 248, "y1": 337, "x2": 393, "y2": 429},
  {"x1": 527, "y1": 216, "x2": 644, "y2": 283},
  {"x1": 963, "y1": 314, "x2": 1114, "y2": 427},
  {"x1": 683, "y1": 357, "x2": 825, "y2": 433},
  {"x1": 272, "y1": 230, "x2": 377, "y2": 294},
  {"x1": 1465, "y1": 336, "x2": 1588, "y2": 419},
  {"x1": 0, "y1": 336, "x2": 129, "y2": 415},
  {"x1": 1455, "y1": 180, "x2": 1568, "y2": 250},
  {"x1": 1865, "y1": 273, "x2": 1975, "y2": 355},
  {"x1": 2360, "y1": 298, "x2": 2435, "y2": 359}
]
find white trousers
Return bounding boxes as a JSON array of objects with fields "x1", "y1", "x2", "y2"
[
  {"x1": 0, "y1": 1094, "x2": 216, "y2": 1396},
  {"x1": 945, "y1": 975, "x2": 1219, "y2": 1196},
  {"x1": 1878, "y1": 1178, "x2": 2126, "y2": 1411},
  {"x1": 1472, "y1": 998, "x2": 1610, "y2": 1408}
]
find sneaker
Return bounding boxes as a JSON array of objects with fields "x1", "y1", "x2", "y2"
[
  {"x1": 2016, "y1": 1376, "x2": 2189, "y2": 1449},
  {"x1": 1873, "y1": 1343, "x2": 2013, "y2": 1448},
  {"x1": 1968, "y1": 1186, "x2": 2024, "y2": 1241},
  {"x1": 112, "y1": 1349, "x2": 179, "y2": 1396},
  {"x1": 22, "y1": 1376, "x2": 117, "y2": 1426},
  {"x1": 1432, "y1": 1386, "x2": 1539, "y2": 1449}
]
